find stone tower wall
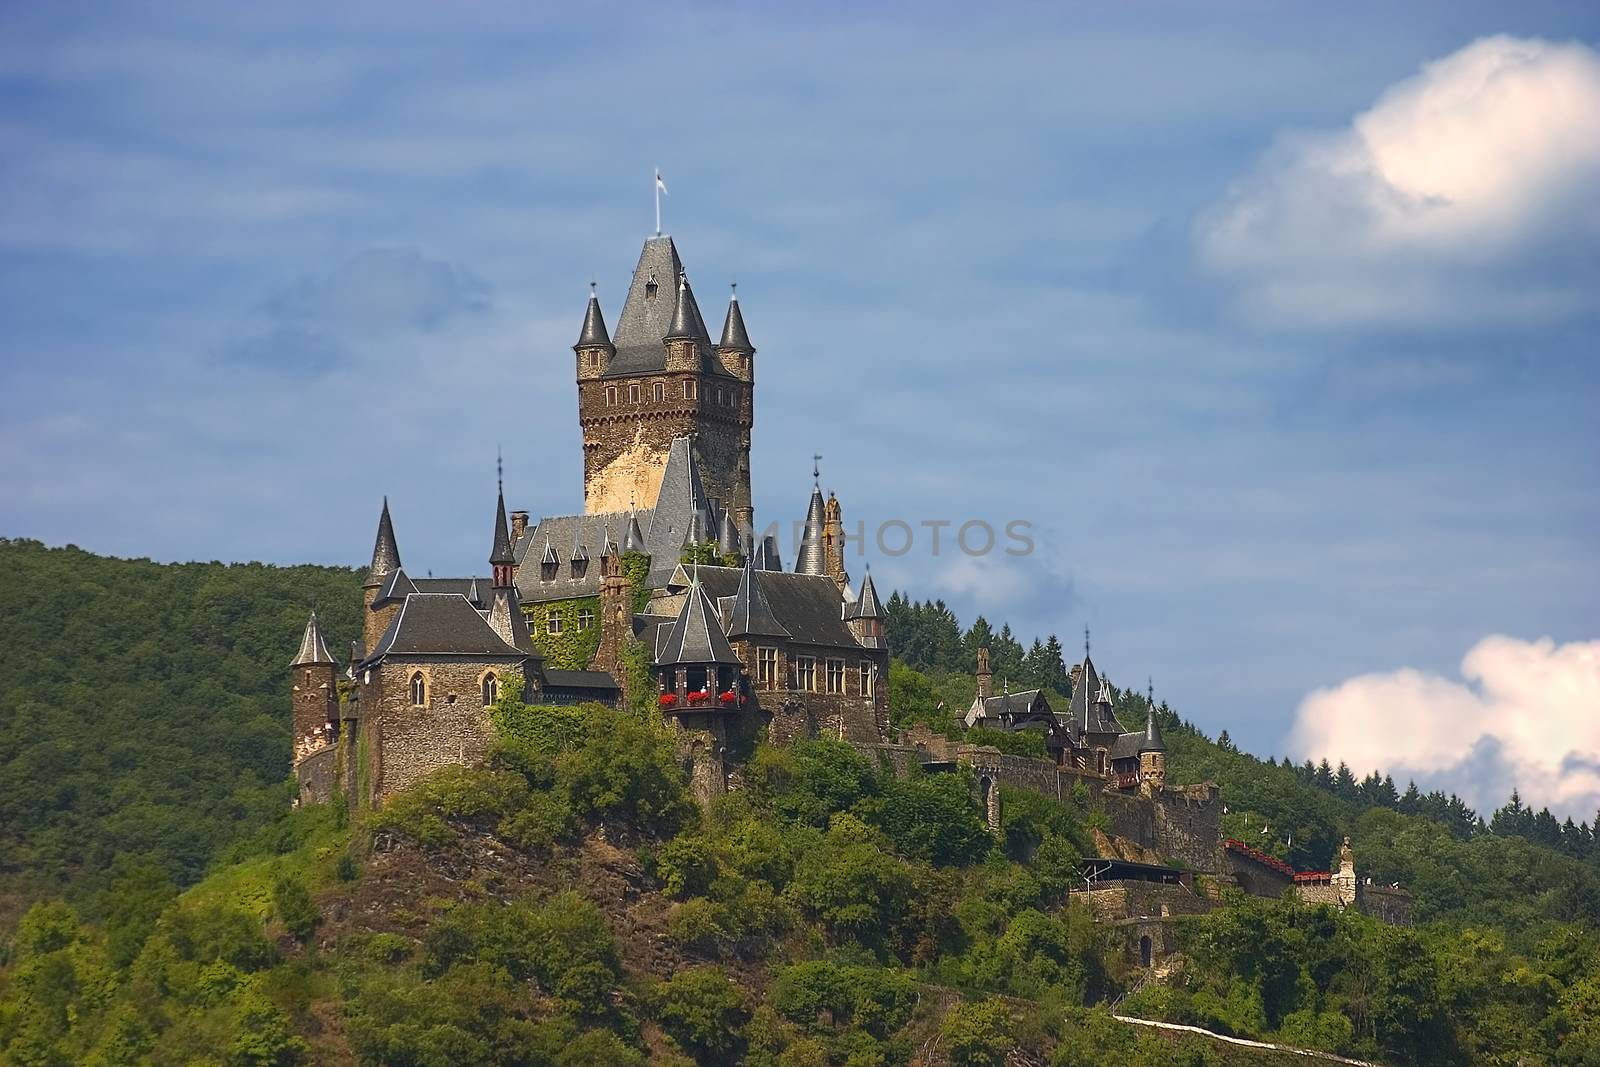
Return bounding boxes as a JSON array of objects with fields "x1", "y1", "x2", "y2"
[
  {"x1": 577, "y1": 374, "x2": 751, "y2": 523},
  {"x1": 292, "y1": 661, "x2": 338, "y2": 742}
]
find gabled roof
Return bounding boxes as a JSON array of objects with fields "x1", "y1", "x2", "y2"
[
  {"x1": 727, "y1": 556, "x2": 789, "y2": 638},
  {"x1": 1110, "y1": 731, "x2": 1145, "y2": 761},
  {"x1": 644, "y1": 437, "x2": 717, "y2": 582},
  {"x1": 657, "y1": 580, "x2": 740, "y2": 666},
  {"x1": 373, "y1": 566, "x2": 418, "y2": 606},
  {"x1": 365, "y1": 593, "x2": 525, "y2": 662},
  {"x1": 575, "y1": 289, "x2": 612, "y2": 349},
  {"x1": 486, "y1": 587, "x2": 536, "y2": 656},
  {"x1": 1069, "y1": 655, "x2": 1125, "y2": 736},
  {"x1": 290, "y1": 610, "x2": 336, "y2": 667},
  {"x1": 367, "y1": 498, "x2": 401, "y2": 584},
  {"x1": 514, "y1": 510, "x2": 652, "y2": 604},
  {"x1": 410, "y1": 576, "x2": 486, "y2": 609},
  {"x1": 794, "y1": 486, "x2": 827, "y2": 575},
  {"x1": 661, "y1": 564, "x2": 861, "y2": 648}
]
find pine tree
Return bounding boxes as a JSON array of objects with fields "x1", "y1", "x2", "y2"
[{"x1": 1041, "y1": 634, "x2": 1068, "y2": 694}]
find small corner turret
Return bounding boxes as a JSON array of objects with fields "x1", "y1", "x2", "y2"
[{"x1": 574, "y1": 283, "x2": 613, "y2": 382}]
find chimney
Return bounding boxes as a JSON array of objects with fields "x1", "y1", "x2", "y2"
[{"x1": 510, "y1": 511, "x2": 529, "y2": 542}]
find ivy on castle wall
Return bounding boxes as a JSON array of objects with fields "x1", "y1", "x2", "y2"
[
  {"x1": 621, "y1": 552, "x2": 652, "y2": 615},
  {"x1": 522, "y1": 596, "x2": 602, "y2": 669}
]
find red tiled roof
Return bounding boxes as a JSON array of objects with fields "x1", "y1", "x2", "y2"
[
  {"x1": 1223, "y1": 838, "x2": 1295, "y2": 877},
  {"x1": 1293, "y1": 871, "x2": 1331, "y2": 883}
]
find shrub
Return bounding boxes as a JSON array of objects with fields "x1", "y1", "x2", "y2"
[
  {"x1": 875, "y1": 772, "x2": 991, "y2": 867},
  {"x1": 271, "y1": 875, "x2": 318, "y2": 943},
  {"x1": 941, "y1": 998, "x2": 1014, "y2": 1067},
  {"x1": 651, "y1": 965, "x2": 749, "y2": 1064},
  {"x1": 771, "y1": 961, "x2": 917, "y2": 1038}
]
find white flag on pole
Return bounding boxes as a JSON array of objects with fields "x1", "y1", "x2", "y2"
[{"x1": 655, "y1": 169, "x2": 668, "y2": 196}]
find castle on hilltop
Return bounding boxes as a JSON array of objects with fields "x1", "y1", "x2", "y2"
[{"x1": 288, "y1": 225, "x2": 1410, "y2": 957}]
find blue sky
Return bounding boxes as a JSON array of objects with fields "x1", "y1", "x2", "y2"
[{"x1": 2, "y1": 2, "x2": 1596, "y2": 818}]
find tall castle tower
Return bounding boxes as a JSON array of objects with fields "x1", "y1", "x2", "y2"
[{"x1": 575, "y1": 237, "x2": 754, "y2": 526}]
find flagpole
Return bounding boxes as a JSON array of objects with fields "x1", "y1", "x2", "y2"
[{"x1": 654, "y1": 168, "x2": 661, "y2": 236}]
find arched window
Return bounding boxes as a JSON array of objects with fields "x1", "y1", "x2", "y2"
[
  {"x1": 410, "y1": 672, "x2": 426, "y2": 706},
  {"x1": 482, "y1": 673, "x2": 498, "y2": 706}
]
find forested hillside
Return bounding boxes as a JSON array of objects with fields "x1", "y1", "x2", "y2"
[
  {"x1": 1, "y1": 542, "x2": 1597, "y2": 1065},
  {"x1": 0, "y1": 538, "x2": 363, "y2": 911}
]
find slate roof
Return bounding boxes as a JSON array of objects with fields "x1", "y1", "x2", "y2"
[
  {"x1": 367, "y1": 498, "x2": 401, "y2": 584},
  {"x1": 514, "y1": 510, "x2": 649, "y2": 604},
  {"x1": 844, "y1": 570, "x2": 884, "y2": 620},
  {"x1": 719, "y1": 289, "x2": 753, "y2": 351},
  {"x1": 575, "y1": 289, "x2": 612, "y2": 349},
  {"x1": 657, "y1": 580, "x2": 740, "y2": 666},
  {"x1": 1069, "y1": 655, "x2": 1125, "y2": 736},
  {"x1": 543, "y1": 668, "x2": 621, "y2": 692},
  {"x1": 1142, "y1": 702, "x2": 1166, "y2": 753},
  {"x1": 606, "y1": 236, "x2": 731, "y2": 378},
  {"x1": 490, "y1": 488, "x2": 515, "y2": 566},
  {"x1": 486, "y1": 588, "x2": 536, "y2": 655},
  {"x1": 754, "y1": 534, "x2": 783, "y2": 571},
  {"x1": 373, "y1": 567, "x2": 418, "y2": 606},
  {"x1": 290, "y1": 610, "x2": 335, "y2": 667},
  {"x1": 727, "y1": 556, "x2": 789, "y2": 638},
  {"x1": 643, "y1": 438, "x2": 717, "y2": 583},
  {"x1": 662, "y1": 564, "x2": 861, "y2": 648},
  {"x1": 365, "y1": 593, "x2": 526, "y2": 662},
  {"x1": 794, "y1": 486, "x2": 827, "y2": 575},
  {"x1": 1109, "y1": 731, "x2": 1145, "y2": 761}
]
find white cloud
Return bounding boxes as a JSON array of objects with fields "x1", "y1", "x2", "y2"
[
  {"x1": 1289, "y1": 635, "x2": 1600, "y2": 820},
  {"x1": 1197, "y1": 35, "x2": 1600, "y2": 328}
]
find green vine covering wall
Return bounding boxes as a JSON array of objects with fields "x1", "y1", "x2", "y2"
[
  {"x1": 522, "y1": 596, "x2": 602, "y2": 669},
  {"x1": 621, "y1": 552, "x2": 652, "y2": 615}
]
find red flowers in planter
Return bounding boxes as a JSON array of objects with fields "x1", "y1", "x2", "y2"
[
  {"x1": 686, "y1": 690, "x2": 710, "y2": 703},
  {"x1": 718, "y1": 690, "x2": 739, "y2": 705},
  {"x1": 658, "y1": 693, "x2": 677, "y2": 708}
]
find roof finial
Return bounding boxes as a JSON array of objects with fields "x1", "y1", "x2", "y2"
[
  {"x1": 589, "y1": 279, "x2": 597, "y2": 297},
  {"x1": 812, "y1": 453, "x2": 822, "y2": 487},
  {"x1": 730, "y1": 281, "x2": 738, "y2": 299},
  {"x1": 496, "y1": 446, "x2": 503, "y2": 494},
  {"x1": 1085, "y1": 626, "x2": 1091, "y2": 660}
]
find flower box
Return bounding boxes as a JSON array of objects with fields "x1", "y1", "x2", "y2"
[
  {"x1": 686, "y1": 690, "x2": 710, "y2": 703},
  {"x1": 658, "y1": 693, "x2": 677, "y2": 708},
  {"x1": 717, "y1": 691, "x2": 739, "y2": 705}
]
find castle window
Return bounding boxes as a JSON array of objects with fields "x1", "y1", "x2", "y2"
[
  {"x1": 716, "y1": 386, "x2": 725, "y2": 406},
  {"x1": 826, "y1": 659, "x2": 845, "y2": 694},
  {"x1": 547, "y1": 611, "x2": 563, "y2": 635},
  {"x1": 757, "y1": 647, "x2": 778, "y2": 688},
  {"x1": 795, "y1": 656, "x2": 816, "y2": 692},
  {"x1": 410, "y1": 672, "x2": 426, "y2": 706},
  {"x1": 605, "y1": 386, "x2": 617, "y2": 406},
  {"x1": 653, "y1": 382, "x2": 664, "y2": 402},
  {"x1": 482, "y1": 674, "x2": 498, "y2": 706},
  {"x1": 860, "y1": 661, "x2": 874, "y2": 697},
  {"x1": 577, "y1": 608, "x2": 594, "y2": 631},
  {"x1": 629, "y1": 383, "x2": 640, "y2": 404},
  {"x1": 571, "y1": 557, "x2": 588, "y2": 579},
  {"x1": 683, "y1": 379, "x2": 696, "y2": 400}
]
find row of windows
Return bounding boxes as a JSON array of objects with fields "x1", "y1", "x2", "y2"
[
  {"x1": 603, "y1": 380, "x2": 738, "y2": 407},
  {"x1": 409, "y1": 671, "x2": 498, "y2": 707},
  {"x1": 757, "y1": 650, "x2": 875, "y2": 696},
  {"x1": 543, "y1": 609, "x2": 593, "y2": 635}
]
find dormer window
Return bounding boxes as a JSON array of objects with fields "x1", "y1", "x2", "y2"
[
  {"x1": 541, "y1": 542, "x2": 559, "y2": 581},
  {"x1": 645, "y1": 271, "x2": 658, "y2": 300},
  {"x1": 571, "y1": 546, "x2": 589, "y2": 578}
]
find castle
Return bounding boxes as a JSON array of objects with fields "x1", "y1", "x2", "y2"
[{"x1": 288, "y1": 226, "x2": 1410, "y2": 956}]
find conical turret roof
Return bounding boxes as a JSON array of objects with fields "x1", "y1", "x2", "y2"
[
  {"x1": 719, "y1": 287, "x2": 753, "y2": 352},
  {"x1": 575, "y1": 287, "x2": 612, "y2": 349},
  {"x1": 718, "y1": 509, "x2": 741, "y2": 556},
  {"x1": 727, "y1": 556, "x2": 789, "y2": 638},
  {"x1": 657, "y1": 579, "x2": 740, "y2": 666},
  {"x1": 624, "y1": 512, "x2": 646, "y2": 553},
  {"x1": 490, "y1": 487, "x2": 514, "y2": 567},
  {"x1": 844, "y1": 569, "x2": 884, "y2": 620},
  {"x1": 367, "y1": 498, "x2": 401, "y2": 585},
  {"x1": 664, "y1": 272, "x2": 709, "y2": 344},
  {"x1": 794, "y1": 485, "x2": 827, "y2": 575},
  {"x1": 290, "y1": 610, "x2": 336, "y2": 667},
  {"x1": 1141, "y1": 698, "x2": 1166, "y2": 753}
]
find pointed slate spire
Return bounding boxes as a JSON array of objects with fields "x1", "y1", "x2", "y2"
[
  {"x1": 845, "y1": 568, "x2": 884, "y2": 620},
  {"x1": 624, "y1": 512, "x2": 646, "y2": 553},
  {"x1": 575, "y1": 283, "x2": 612, "y2": 349},
  {"x1": 1142, "y1": 679, "x2": 1166, "y2": 753},
  {"x1": 290, "y1": 610, "x2": 335, "y2": 667},
  {"x1": 757, "y1": 533, "x2": 783, "y2": 571},
  {"x1": 367, "y1": 498, "x2": 401, "y2": 585},
  {"x1": 490, "y1": 480, "x2": 514, "y2": 572},
  {"x1": 664, "y1": 271, "x2": 707, "y2": 343},
  {"x1": 728, "y1": 555, "x2": 789, "y2": 639},
  {"x1": 658, "y1": 580, "x2": 741, "y2": 665},
  {"x1": 794, "y1": 483, "x2": 827, "y2": 576},
  {"x1": 719, "y1": 284, "x2": 753, "y2": 352}
]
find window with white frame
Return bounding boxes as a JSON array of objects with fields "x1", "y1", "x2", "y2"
[
  {"x1": 826, "y1": 659, "x2": 845, "y2": 694},
  {"x1": 683, "y1": 379, "x2": 696, "y2": 400},
  {"x1": 577, "y1": 608, "x2": 594, "y2": 631},
  {"x1": 547, "y1": 610, "x2": 562, "y2": 634},
  {"x1": 629, "y1": 383, "x2": 640, "y2": 403},
  {"x1": 605, "y1": 385, "x2": 617, "y2": 406},
  {"x1": 481, "y1": 673, "x2": 498, "y2": 706},
  {"x1": 860, "y1": 661, "x2": 874, "y2": 697},
  {"x1": 410, "y1": 672, "x2": 426, "y2": 706},
  {"x1": 796, "y1": 656, "x2": 816, "y2": 692},
  {"x1": 653, "y1": 382, "x2": 664, "y2": 402},
  {"x1": 757, "y1": 647, "x2": 778, "y2": 688}
]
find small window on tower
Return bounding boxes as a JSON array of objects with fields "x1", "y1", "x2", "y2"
[
  {"x1": 684, "y1": 380, "x2": 696, "y2": 400},
  {"x1": 605, "y1": 386, "x2": 617, "y2": 406},
  {"x1": 653, "y1": 382, "x2": 664, "y2": 402},
  {"x1": 629, "y1": 383, "x2": 640, "y2": 404}
]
